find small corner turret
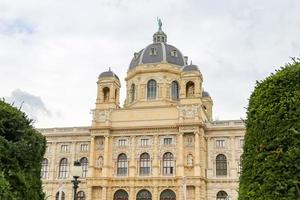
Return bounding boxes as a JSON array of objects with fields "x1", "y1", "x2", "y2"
[{"x1": 95, "y1": 68, "x2": 121, "y2": 110}]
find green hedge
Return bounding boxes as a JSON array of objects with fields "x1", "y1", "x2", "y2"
[
  {"x1": 238, "y1": 59, "x2": 300, "y2": 199},
  {"x1": 0, "y1": 99, "x2": 46, "y2": 200}
]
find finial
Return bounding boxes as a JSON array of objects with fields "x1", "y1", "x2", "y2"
[{"x1": 157, "y1": 17, "x2": 162, "y2": 31}]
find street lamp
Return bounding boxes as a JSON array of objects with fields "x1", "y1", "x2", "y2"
[{"x1": 71, "y1": 160, "x2": 82, "y2": 200}]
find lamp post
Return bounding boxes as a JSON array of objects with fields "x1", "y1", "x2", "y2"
[{"x1": 71, "y1": 160, "x2": 82, "y2": 200}]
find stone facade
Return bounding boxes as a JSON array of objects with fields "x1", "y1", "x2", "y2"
[{"x1": 39, "y1": 24, "x2": 245, "y2": 200}]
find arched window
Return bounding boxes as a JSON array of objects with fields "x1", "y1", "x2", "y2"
[
  {"x1": 103, "y1": 87, "x2": 110, "y2": 102},
  {"x1": 58, "y1": 158, "x2": 68, "y2": 178},
  {"x1": 140, "y1": 153, "x2": 150, "y2": 175},
  {"x1": 77, "y1": 191, "x2": 86, "y2": 200},
  {"x1": 114, "y1": 189, "x2": 128, "y2": 200},
  {"x1": 41, "y1": 158, "x2": 48, "y2": 179},
  {"x1": 216, "y1": 154, "x2": 227, "y2": 176},
  {"x1": 171, "y1": 81, "x2": 179, "y2": 100},
  {"x1": 130, "y1": 83, "x2": 135, "y2": 103},
  {"x1": 147, "y1": 79, "x2": 157, "y2": 99},
  {"x1": 117, "y1": 153, "x2": 128, "y2": 176},
  {"x1": 80, "y1": 157, "x2": 88, "y2": 177},
  {"x1": 216, "y1": 191, "x2": 228, "y2": 200},
  {"x1": 160, "y1": 189, "x2": 176, "y2": 200},
  {"x1": 137, "y1": 189, "x2": 152, "y2": 200},
  {"x1": 163, "y1": 152, "x2": 174, "y2": 175},
  {"x1": 186, "y1": 81, "x2": 195, "y2": 98},
  {"x1": 55, "y1": 191, "x2": 65, "y2": 200}
]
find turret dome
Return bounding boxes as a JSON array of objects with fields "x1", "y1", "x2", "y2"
[{"x1": 98, "y1": 69, "x2": 119, "y2": 80}]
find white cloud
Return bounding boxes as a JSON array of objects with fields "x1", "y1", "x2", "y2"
[{"x1": 0, "y1": 0, "x2": 299, "y2": 127}]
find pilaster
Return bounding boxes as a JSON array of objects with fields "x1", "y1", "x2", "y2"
[
  {"x1": 102, "y1": 136, "x2": 110, "y2": 177},
  {"x1": 176, "y1": 133, "x2": 184, "y2": 176},
  {"x1": 89, "y1": 136, "x2": 95, "y2": 177}
]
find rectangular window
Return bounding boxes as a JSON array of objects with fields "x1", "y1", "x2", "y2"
[
  {"x1": 46, "y1": 145, "x2": 50, "y2": 153},
  {"x1": 141, "y1": 139, "x2": 149, "y2": 146},
  {"x1": 118, "y1": 139, "x2": 126, "y2": 147},
  {"x1": 216, "y1": 140, "x2": 225, "y2": 148},
  {"x1": 240, "y1": 139, "x2": 244, "y2": 148},
  {"x1": 61, "y1": 145, "x2": 69, "y2": 152},
  {"x1": 164, "y1": 138, "x2": 172, "y2": 145},
  {"x1": 80, "y1": 144, "x2": 88, "y2": 152}
]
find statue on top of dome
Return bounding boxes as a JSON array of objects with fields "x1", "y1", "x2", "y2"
[{"x1": 157, "y1": 18, "x2": 162, "y2": 31}]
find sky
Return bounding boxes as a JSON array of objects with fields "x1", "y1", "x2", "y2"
[{"x1": 0, "y1": 0, "x2": 299, "y2": 128}]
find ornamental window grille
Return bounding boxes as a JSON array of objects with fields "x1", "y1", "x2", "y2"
[
  {"x1": 77, "y1": 191, "x2": 86, "y2": 200},
  {"x1": 80, "y1": 157, "x2": 88, "y2": 177},
  {"x1": 216, "y1": 191, "x2": 228, "y2": 200},
  {"x1": 171, "y1": 81, "x2": 179, "y2": 100},
  {"x1": 137, "y1": 189, "x2": 152, "y2": 200},
  {"x1": 160, "y1": 189, "x2": 176, "y2": 200},
  {"x1": 147, "y1": 79, "x2": 157, "y2": 100},
  {"x1": 41, "y1": 158, "x2": 49, "y2": 179},
  {"x1": 216, "y1": 154, "x2": 227, "y2": 176},
  {"x1": 114, "y1": 189, "x2": 129, "y2": 200},
  {"x1": 117, "y1": 153, "x2": 128, "y2": 176},
  {"x1": 140, "y1": 153, "x2": 150, "y2": 175},
  {"x1": 55, "y1": 191, "x2": 65, "y2": 200},
  {"x1": 163, "y1": 152, "x2": 174, "y2": 175},
  {"x1": 58, "y1": 158, "x2": 68, "y2": 178}
]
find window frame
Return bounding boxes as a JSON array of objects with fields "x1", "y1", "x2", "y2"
[
  {"x1": 58, "y1": 158, "x2": 68, "y2": 179},
  {"x1": 216, "y1": 154, "x2": 227, "y2": 176},
  {"x1": 147, "y1": 79, "x2": 157, "y2": 100},
  {"x1": 117, "y1": 153, "x2": 128, "y2": 176},
  {"x1": 140, "y1": 153, "x2": 151, "y2": 176},
  {"x1": 80, "y1": 157, "x2": 88, "y2": 178},
  {"x1": 163, "y1": 152, "x2": 174, "y2": 175}
]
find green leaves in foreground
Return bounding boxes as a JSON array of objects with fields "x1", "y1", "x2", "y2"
[
  {"x1": 0, "y1": 99, "x2": 46, "y2": 200},
  {"x1": 239, "y1": 59, "x2": 300, "y2": 200}
]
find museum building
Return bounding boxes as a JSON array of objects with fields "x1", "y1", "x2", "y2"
[{"x1": 39, "y1": 23, "x2": 245, "y2": 200}]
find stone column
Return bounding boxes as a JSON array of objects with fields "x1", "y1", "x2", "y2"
[
  {"x1": 194, "y1": 131, "x2": 201, "y2": 176},
  {"x1": 102, "y1": 136, "x2": 109, "y2": 177},
  {"x1": 153, "y1": 135, "x2": 159, "y2": 177},
  {"x1": 176, "y1": 133, "x2": 184, "y2": 176},
  {"x1": 89, "y1": 136, "x2": 95, "y2": 177},
  {"x1": 101, "y1": 187, "x2": 107, "y2": 200},
  {"x1": 129, "y1": 136, "x2": 136, "y2": 177}
]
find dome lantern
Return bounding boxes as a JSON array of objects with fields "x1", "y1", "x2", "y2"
[{"x1": 153, "y1": 18, "x2": 167, "y2": 43}]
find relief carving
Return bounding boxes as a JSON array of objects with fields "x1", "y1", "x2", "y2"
[
  {"x1": 178, "y1": 105, "x2": 201, "y2": 120},
  {"x1": 92, "y1": 109, "x2": 111, "y2": 122}
]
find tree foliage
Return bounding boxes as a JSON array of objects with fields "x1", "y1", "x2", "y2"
[
  {"x1": 0, "y1": 99, "x2": 46, "y2": 200},
  {"x1": 239, "y1": 59, "x2": 300, "y2": 199}
]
